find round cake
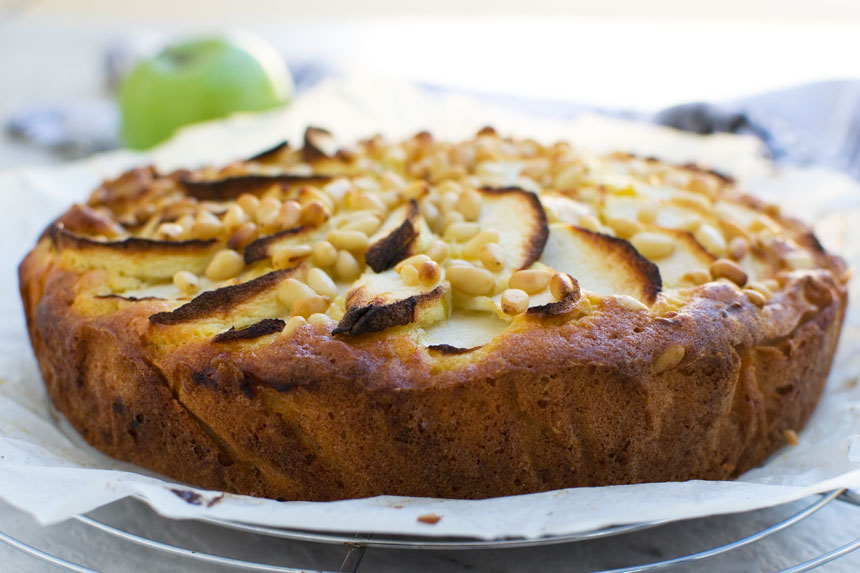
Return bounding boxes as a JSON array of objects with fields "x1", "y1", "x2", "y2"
[{"x1": 19, "y1": 127, "x2": 848, "y2": 501}]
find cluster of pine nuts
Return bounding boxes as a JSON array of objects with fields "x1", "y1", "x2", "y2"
[{"x1": 140, "y1": 129, "x2": 821, "y2": 339}]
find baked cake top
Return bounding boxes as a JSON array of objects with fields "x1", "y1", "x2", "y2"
[{"x1": 42, "y1": 127, "x2": 845, "y2": 355}]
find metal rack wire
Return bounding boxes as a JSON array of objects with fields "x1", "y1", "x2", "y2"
[{"x1": 2, "y1": 488, "x2": 860, "y2": 572}]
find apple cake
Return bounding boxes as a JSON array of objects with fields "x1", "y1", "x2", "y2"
[{"x1": 19, "y1": 127, "x2": 848, "y2": 501}]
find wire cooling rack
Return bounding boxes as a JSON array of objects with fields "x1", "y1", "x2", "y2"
[{"x1": 2, "y1": 488, "x2": 860, "y2": 572}]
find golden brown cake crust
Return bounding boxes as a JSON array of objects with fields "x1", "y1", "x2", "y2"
[{"x1": 18, "y1": 130, "x2": 849, "y2": 501}]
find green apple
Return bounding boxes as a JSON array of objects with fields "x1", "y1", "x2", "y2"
[{"x1": 119, "y1": 32, "x2": 293, "y2": 149}]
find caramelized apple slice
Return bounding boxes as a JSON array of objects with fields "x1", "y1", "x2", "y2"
[
  {"x1": 333, "y1": 269, "x2": 450, "y2": 336},
  {"x1": 303, "y1": 126, "x2": 339, "y2": 162},
  {"x1": 180, "y1": 174, "x2": 332, "y2": 201},
  {"x1": 244, "y1": 226, "x2": 316, "y2": 264},
  {"x1": 247, "y1": 140, "x2": 290, "y2": 163},
  {"x1": 478, "y1": 188, "x2": 549, "y2": 270},
  {"x1": 149, "y1": 267, "x2": 301, "y2": 327},
  {"x1": 365, "y1": 199, "x2": 428, "y2": 272},
  {"x1": 540, "y1": 192, "x2": 599, "y2": 227},
  {"x1": 540, "y1": 223, "x2": 661, "y2": 304},
  {"x1": 51, "y1": 227, "x2": 219, "y2": 280}
]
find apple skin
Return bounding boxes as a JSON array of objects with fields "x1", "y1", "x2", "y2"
[{"x1": 119, "y1": 33, "x2": 293, "y2": 150}]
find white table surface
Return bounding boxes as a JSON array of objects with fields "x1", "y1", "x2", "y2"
[{"x1": 2, "y1": 8, "x2": 860, "y2": 571}]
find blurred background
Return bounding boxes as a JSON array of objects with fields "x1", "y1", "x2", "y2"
[{"x1": 1, "y1": 0, "x2": 859, "y2": 166}]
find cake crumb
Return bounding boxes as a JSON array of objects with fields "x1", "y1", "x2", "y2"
[
  {"x1": 784, "y1": 429, "x2": 799, "y2": 446},
  {"x1": 417, "y1": 513, "x2": 442, "y2": 524}
]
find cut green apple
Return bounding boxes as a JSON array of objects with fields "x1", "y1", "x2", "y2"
[{"x1": 119, "y1": 32, "x2": 293, "y2": 150}]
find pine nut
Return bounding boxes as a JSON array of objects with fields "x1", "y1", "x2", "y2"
[
  {"x1": 161, "y1": 199, "x2": 196, "y2": 221},
  {"x1": 342, "y1": 215, "x2": 382, "y2": 235},
  {"x1": 176, "y1": 214, "x2": 194, "y2": 233},
  {"x1": 381, "y1": 171, "x2": 406, "y2": 190},
  {"x1": 237, "y1": 193, "x2": 260, "y2": 214},
  {"x1": 306, "y1": 268, "x2": 338, "y2": 299},
  {"x1": 155, "y1": 222, "x2": 184, "y2": 241},
  {"x1": 395, "y1": 254, "x2": 432, "y2": 272},
  {"x1": 312, "y1": 241, "x2": 339, "y2": 267},
  {"x1": 479, "y1": 243, "x2": 506, "y2": 272},
  {"x1": 291, "y1": 294, "x2": 331, "y2": 319},
  {"x1": 446, "y1": 264, "x2": 495, "y2": 296},
  {"x1": 555, "y1": 163, "x2": 585, "y2": 188},
  {"x1": 299, "y1": 187, "x2": 334, "y2": 212},
  {"x1": 501, "y1": 289, "x2": 529, "y2": 315},
  {"x1": 630, "y1": 232, "x2": 675, "y2": 260},
  {"x1": 280, "y1": 315, "x2": 307, "y2": 338},
  {"x1": 421, "y1": 200, "x2": 440, "y2": 228},
  {"x1": 334, "y1": 250, "x2": 362, "y2": 280},
  {"x1": 379, "y1": 191, "x2": 401, "y2": 209},
  {"x1": 277, "y1": 200, "x2": 302, "y2": 229},
  {"x1": 399, "y1": 264, "x2": 420, "y2": 286},
  {"x1": 440, "y1": 190, "x2": 460, "y2": 213},
  {"x1": 425, "y1": 240, "x2": 450, "y2": 263},
  {"x1": 255, "y1": 197, "x2": 282, "y2": 227},
  {"x1": 402, "y1": 180, "x2": 429, "y2": 200},
  {"x1": 695, "y1": 224, "x2": 727, "y2": 256},
  {"x1": 328, "y1": 229, "x2": 369, "y2": 252},
  {"x1": 605, "y1": 215, "x2": 644, "y2": 239},
  {"x1": 577, "y1": 215, "x2": 601, "y2": 232},
  {"x1": 750, "y1": 215, "x2": 780, "y2": 233},
  {"x1": 743, "y1": 289, "x2": 767, "y2": 307},
  {"x1": 191, "y1": 211, "x2": 223, "y2": 240},
  {"x1": 509, "y1": 269, "x2": 553, "y2": 294},
  {"x1": 455, "y1": 189, "x2": 482, "y2": 221},
  {"x1": 461, "y1": 229, "x2": 500, "y2": 258},
  {"x1": 444, "y1": 221, "x2": 479, "y2": 243},
  {"x1": 322, "y1": 179, "x2": 355, "y2": 203},
  {"x1": 354, "y1": 193, "x2": 388, "y2": 214},
  {"x1": 615, "y1": 295, "x2": 648, "y2": 311},
  {"x1": 654, "y1": 345, "x2": 685, "y2": 373},
  {"x1": 227, "y1": 222, "x2": 259, "y2": 250},
  {"x1": 785, "y1": 250, "x2": 814, "y2": 270},
  {"x1": 709, "y1": 258, "x2": 748, "y2": 286},
  {"x1": 680, "y1": 269, "x2": 711, "y2": 286},
  {"x1": 747, "y1": 281, "x2": 772, "y2": 298},
  {"x1": 172, "y1": 270, "x2": 199, "y2": 295},
  {"x1": 671, "y1": 194, "x2": 711, "y2": 213},
  {"x1": 687, "y1": 176, "x2": 718, "y2": 197},
  {"x1": 300, "y1": 200, "x2": 329, "y2": 227},
  {"x1": 637, "y1": 202, "x2": 660, "y2": 224},
  {"x1": 223, "y1": 204, "x2": 248, "y2": 231},
  {"x1": 418, "y1": 260, "x2": 441, "y2": 285},
  {"x1": 550, "y1": 273, "x2": 577, "y2": 300},
  {"x1": 277, "y1": 278, "x2": 316, "y2": 307},
  {"x1": 273, "y1": 245, "x2": 312, "y2": 269},
  {"x1": 205, "y1": 249, "x2": 245, "y2": 280},
  {"x1": 308, "y1": 312, "x2": 333, "y2": 327},
  {"x1": 718, "y1": 219, "x2": 749, "y2": 241},
  {"x1": 728, "y1": 236, "x2": 749, "y2": 261}
]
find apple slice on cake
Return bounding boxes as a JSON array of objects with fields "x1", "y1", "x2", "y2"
[{"x1": 539, "y1": 223, "x2": 662, "y2": 305}]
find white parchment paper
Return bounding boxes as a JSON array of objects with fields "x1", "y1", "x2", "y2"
[{"x1": 2, "y1": 76, "x2": 860, "y2": 539}]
